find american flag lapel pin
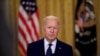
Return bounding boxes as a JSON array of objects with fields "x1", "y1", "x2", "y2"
[{"x1": 58, "y1": 47, "x2": 61, "y2": 50}]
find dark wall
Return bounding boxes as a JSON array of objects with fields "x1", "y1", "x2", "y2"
[{"x1": 0, "y1": 0, "x2": 13, "y2": 56}]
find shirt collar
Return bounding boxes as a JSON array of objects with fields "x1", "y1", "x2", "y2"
[
  {"x1": 44, "y1": 38, "x2": 57, "y2": 46},
  {"x1": 44, "y1": 38, "x2": 57, "y2": 54}
]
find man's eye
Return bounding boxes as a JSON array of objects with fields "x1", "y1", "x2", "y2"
[
  {"x1": 48, "y1": 27, "x2": 51, "y2": 28},
  {"x1": 54, "y1": 27, "x2": 57, "y2": 29}
]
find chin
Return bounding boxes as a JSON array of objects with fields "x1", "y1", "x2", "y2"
[{"x1": 50, "y1": 38, "x2": 56, "y2": 40}]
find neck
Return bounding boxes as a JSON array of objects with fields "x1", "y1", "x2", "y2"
[{"x1": 46, "y1": 38, "x2": 56, "y2": 43}]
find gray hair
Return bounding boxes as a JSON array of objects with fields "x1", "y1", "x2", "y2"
[{"x1": 42, "y1": 16, "x2": 60, "y2": 26}]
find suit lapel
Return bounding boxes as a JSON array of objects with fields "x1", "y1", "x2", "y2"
[
  {"x1": 39, "y1": 39, "x2": 45, "y2": 56},
  {"x1": 55, "y1": 40, "x2": 62, "y2": 56}
]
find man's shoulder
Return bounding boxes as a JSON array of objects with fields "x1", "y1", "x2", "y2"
[
  {"x1": 28, "y1": 39, "x2": 43, "y2": 47},
  {"x1": 57, "y1": 39, "x2": 72, "y2": 48},
  {"x1": 57, "y1": 40, "x2": 73, "y2": 56}
]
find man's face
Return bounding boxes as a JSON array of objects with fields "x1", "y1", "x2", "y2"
[{"x1": 43, "y1": 19, "x2": 59, "y2": 41}]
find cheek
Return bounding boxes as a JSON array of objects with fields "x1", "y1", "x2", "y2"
[
  {"x1": 55, "y1": 30, "x2": 59, "y2": 34},
  {"x1": 44, "y1": 28, "x2": 50, "y2": 34}
]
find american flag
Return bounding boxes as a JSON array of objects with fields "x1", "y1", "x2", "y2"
[{"x1": 18, "y1": 0, "x2": 39, "y2": 56}]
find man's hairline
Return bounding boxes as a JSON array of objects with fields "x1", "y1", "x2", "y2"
[{"x1": 42, "y1": 16, "x2": 60, "y2": 27}]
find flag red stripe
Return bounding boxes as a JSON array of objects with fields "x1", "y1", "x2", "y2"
[
  {"x1": 18, "y1": 26, "x2": 28, "y2": 44},
  {"x1": 19, "y1": 12, "x2": 34, "y2": 41},
  {"x1": 36, "y1": 11, "x2": 39, "y2": 20},
  {"x1": 18, "y1": 41, "x2": 26, "y2": 56},
  {"x1": 30, "y1": 16, "x2": 39, "y2": 40}
]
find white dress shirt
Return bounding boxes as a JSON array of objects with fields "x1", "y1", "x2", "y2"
[{"x1": 44, "y1": 38, "x2": 57, "y2": 55}]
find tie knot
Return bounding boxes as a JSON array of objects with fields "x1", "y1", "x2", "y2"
[{"x1": 48, "y1": 43, "x2": 52, "y2": 47}]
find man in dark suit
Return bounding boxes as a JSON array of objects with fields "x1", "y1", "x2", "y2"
[{"x1": 27, "y1": 16, "x2": 73, "y2": 56}]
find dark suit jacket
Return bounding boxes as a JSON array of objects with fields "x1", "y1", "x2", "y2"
[{"x1": 27, "y1": 39, "x2": 73, "y2": 56}]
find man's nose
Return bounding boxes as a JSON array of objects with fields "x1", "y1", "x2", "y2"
[{"x1": 50, "y1": 28, "x2": 54, "y2": 33}]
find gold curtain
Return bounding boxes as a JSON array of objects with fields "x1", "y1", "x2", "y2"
[
  {"x1": 9, "y1": 0, "x2": 20, "y2": 56},
  {"x1": 9, "y1": 0, "x2": 100, "y2": 56},
  {"x1": 93, "y1": 0, "x2": 100, "y2": 55}
]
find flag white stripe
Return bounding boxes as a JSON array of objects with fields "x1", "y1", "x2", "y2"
[
  {"x1": 19, "y1": 6, "x2": 28, "y2": 20},
  {"x1": 29, "y1": 19, "x2": 38, "y2": 41},
  {"x1": 19, "y1": 18, "x2": 32, "y2": 43},
  {"x1": 18, "y1": 32, "x2": 27, "y2": 51},
  {"x1": 32, "y1": 13, "x2": 39, "y2": 34}
]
